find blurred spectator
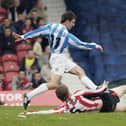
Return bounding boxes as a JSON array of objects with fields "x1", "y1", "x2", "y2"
[
  {"x1": 22, "y1": 18, "x2": 33, "y2": 34},
  {"x1": 21, "y1": 18, "x2": 33, "y2": 43},
  {"x1": 20, "y1": 0, "x2": 37, "y2": 14},
  {"x1": 41, "y1": 45, "x2": 51, "y2": 81},
  {"x1": 0, "y1": 5, "x2": 8, "y2": 23},
  {"x1": 0, "y1": 0, "x2": 13, "y2": 24},
  {"x1": 33, "y1": 37, "x2": 43, "y2": 57},
  {"x1": 38, "y1": 17, "x2": 46, "y2": 27},
  {"x1": 20, "y1": 49, "x2": 41, "y2": 72},
  {"x1": 11, "y1": 70, "x2": 32, "y2": 90},
  {"x1": 0, "y1": 27, "x2": 16, "y2": 55},
  {"x1": 0, "y1": 18, "x2": 16, "y2": 34},
  {"x1": 14, "y1": 13, "x2": 25, "y2": 34},
  {"x1": 29, "y1": 0, "x2": 48, "y2": 23},
  {"x1": 41, "y1": 45, "x2": 50, "y2": 65},
  {"x1": 31, "y1": 72, "x2": 46, "y2": 89},
  {"x1": 0, "y1": 72, "x2": 7, "y2": 90},
  {"x1": 37, "y1": 18, "x2": 49, "y2": 54},
  {"x1": 25, "y1": 65, "x2": 39, "y2": 82},
  {"x1": 39, "y1": 37, "x2": 48, "y2": 51},
  {"x1": 1, "y1": 0, "x2": 13, "y2": 9},
  {"x1": 8, "y1": 0, "x2": 24, "y2": 22},
  {"x1": 29, "y1": 9, "x2": 41, "y2": 29}
]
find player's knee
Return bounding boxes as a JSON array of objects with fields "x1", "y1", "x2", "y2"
[
  {"x1": 52, "y1": 84, "x2": 58, "y2": 89},
  {"x1": 77, "y1": 68, "x2": 86, "y2": 78}
]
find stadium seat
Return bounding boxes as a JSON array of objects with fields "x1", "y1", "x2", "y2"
[
  {"x1": 1, "y1": 54, "x2": 18, "y2": 62},
  {"x1": 17, "y1": 50, "x2": 27, "y2": 62},
  {"x1": 16, "y1": 43, "x2": 32, "y2": 51},
  {"x1": 0, "y1": 56, "x2": 1, "y2": 62},
  {"x1": 0, "y1": 65, "x2": 3, "y2": 72},
  {"x1": 3, "y1": 62, "x2": 19, "y2": 72},
  {"x1": 5, "y1": 82, "x2": 12, "y2": 90},
  {"x1": 4, "y1": 72, "x2": 18, "y2": 83}
]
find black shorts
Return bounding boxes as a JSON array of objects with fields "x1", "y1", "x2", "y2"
[{"x1": 100, "y1": 90, "x2": 120, "y2": 112}]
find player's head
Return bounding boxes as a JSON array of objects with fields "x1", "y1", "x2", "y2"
[
  {"x1": 55, "y1": 84, "x2": 70, "y2": 102},
  {"x1": 61, "y1": 11, "x2": 76, "y2": 30}
]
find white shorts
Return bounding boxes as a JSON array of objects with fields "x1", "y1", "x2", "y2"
[{"x1": 49, "y1": 54, "x2": 77, "y2": 76}]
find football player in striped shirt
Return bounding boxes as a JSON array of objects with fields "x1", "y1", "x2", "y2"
[
  {"x1": 13, "y1": 11, "x2": 103, "y2": 110},
  {"x1": 22, "y1": 81, "x2": 126, "y2": 115}
]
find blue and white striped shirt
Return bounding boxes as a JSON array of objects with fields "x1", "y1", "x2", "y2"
[{"x1": 21, "y1": 23, "x2": 97, "y2": 53}]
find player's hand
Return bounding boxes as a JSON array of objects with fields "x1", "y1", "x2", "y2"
[
  {"x1": 96, "y1": 44, "x2": 103, "y2": 52},
  {"x1": 12, "y1": 32, "x2": 23, "y2": 42},
  {"x1": 97, "y1": 80, "x2": 109, "y2": 90},
  {"x1": 102, "y1": 80, "x2": 109, "y2": 89}
]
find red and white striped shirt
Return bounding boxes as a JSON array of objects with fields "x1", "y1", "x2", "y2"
[{"x1": 24, "y1": 86, "x2": 106, "y2": 115}]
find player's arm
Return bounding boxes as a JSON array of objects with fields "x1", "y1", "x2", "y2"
[
  {"x1": 75, "y1": 81, "x2": 108, "y2": 98},
  {"x1": 67, "y1": 33, "x2": 103, "y2": 52},
  {"x1": 70, "y1": 83, "x2": 108, "y2": 113},
  {"x1": 13, "y1": 24, "x2": 50, "y2": 42},
  {"x1": 23, "y1": 105, "x2": 67, "y2": 115}
]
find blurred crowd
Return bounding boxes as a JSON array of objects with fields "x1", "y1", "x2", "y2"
[{"x1": 0, "y1": 0, "x2": 52, "y2": 93}]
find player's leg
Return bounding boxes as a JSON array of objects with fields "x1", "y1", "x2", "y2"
[
  {"x1": 111, "y1": 85, "x2": 126, "y2": 98},
  {"x1": 115, "y1": 102, "x2": 126, "y2": 112},
  {"x1": 23, "y1": 55, "x2": 65, "y2": 110},
  {"x1": 26, "y1": 74, "x2": 62, "y2": 100},
  {"x1": 61, "y1": 55, "x2": 97, "y2": 89},
  {"x1": 69, "y1": 65, "x2": 97, "y2": 89},
  {"x1": 23, "y1": 74, "x2": 62, "y2": 110}
]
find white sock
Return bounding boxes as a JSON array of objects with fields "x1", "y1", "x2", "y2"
[
  {"x1": 81, "y1": 76, "x2": 97, "y2": 89},
  {"x1": 27, "y1": 84, "x2": 48, "y2": 100}
]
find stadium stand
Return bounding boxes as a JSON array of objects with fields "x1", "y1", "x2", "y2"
[
  {"x1": 16, "y1": 43, "x2": 32, "y2": 62},
  {"x1": 4, "y1": 72, "x2": 18, "y2": 89},
  {"x1": 0, "y1": 64, "x2": 3, "y2": 72},
  {"x1": 3, "y1": 62, "x2": 19, "y2": 73},
  {"x1": 1, "y1": 54, "x2": 18, "y2": 62},
  {"x1": 0, "y1": 54, "x2": 19, "y2": 89}
]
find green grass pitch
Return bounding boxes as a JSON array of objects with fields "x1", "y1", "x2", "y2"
[{"x1": 0, "y1": 106, "x2": 126, "y2": 126}]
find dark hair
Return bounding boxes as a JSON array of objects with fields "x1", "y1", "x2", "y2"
[
  {"x1": 31, "y1": 9, "x2": 38, "y2": 13},
  {"x1": 55, "y1": 85, "x2": 69, "y2": 102},
  {"x1": 18, "y1": 70, "x2": 25, "y2": 74},
  {"x1": 3, "y1": 27, "x2": 12, "y2": 34},
  {"x1": 61, "y1": 11, "x2": 76, "y2": 23},
  {"x1": 26, "y1": 49, "x2": 33, "y2": 52},
  {"x1": 25, "y1": 17, "x2": 31, "y2": 21},
  {"x1": 33, "y1": 72, "x2": 41, "y2": 78}
]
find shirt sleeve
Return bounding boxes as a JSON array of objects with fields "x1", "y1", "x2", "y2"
[
  {"x1": 74, "y1": 85, "x2": 107, "y2": 98},
  {"x1": 21, "y1": 24, "x2": 50, "y2": 40},
  {"x1": 67, "y1": 33, "x2": 97, "y2": 50},
  {"x1": 24, "y1": 105, "x2": 67, "y2": 115}
]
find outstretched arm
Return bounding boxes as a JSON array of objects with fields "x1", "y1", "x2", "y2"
[
  {"x1": 22, "y1": 105, "x2": 67, "y2": 115},
  {"x1": 67, "y1": 33, "x2": 103, "y2": 52},
  {"x1": 13, "y1": 24, "x2": 50, "y2": 42}
]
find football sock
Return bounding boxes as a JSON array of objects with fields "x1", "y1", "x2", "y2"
[
  {"x1": 81, "y1": 76, "x2": 97, "y2": 89},
  {"x1": 27, "y1": 84, "x2": 48, "y2": 100}
]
